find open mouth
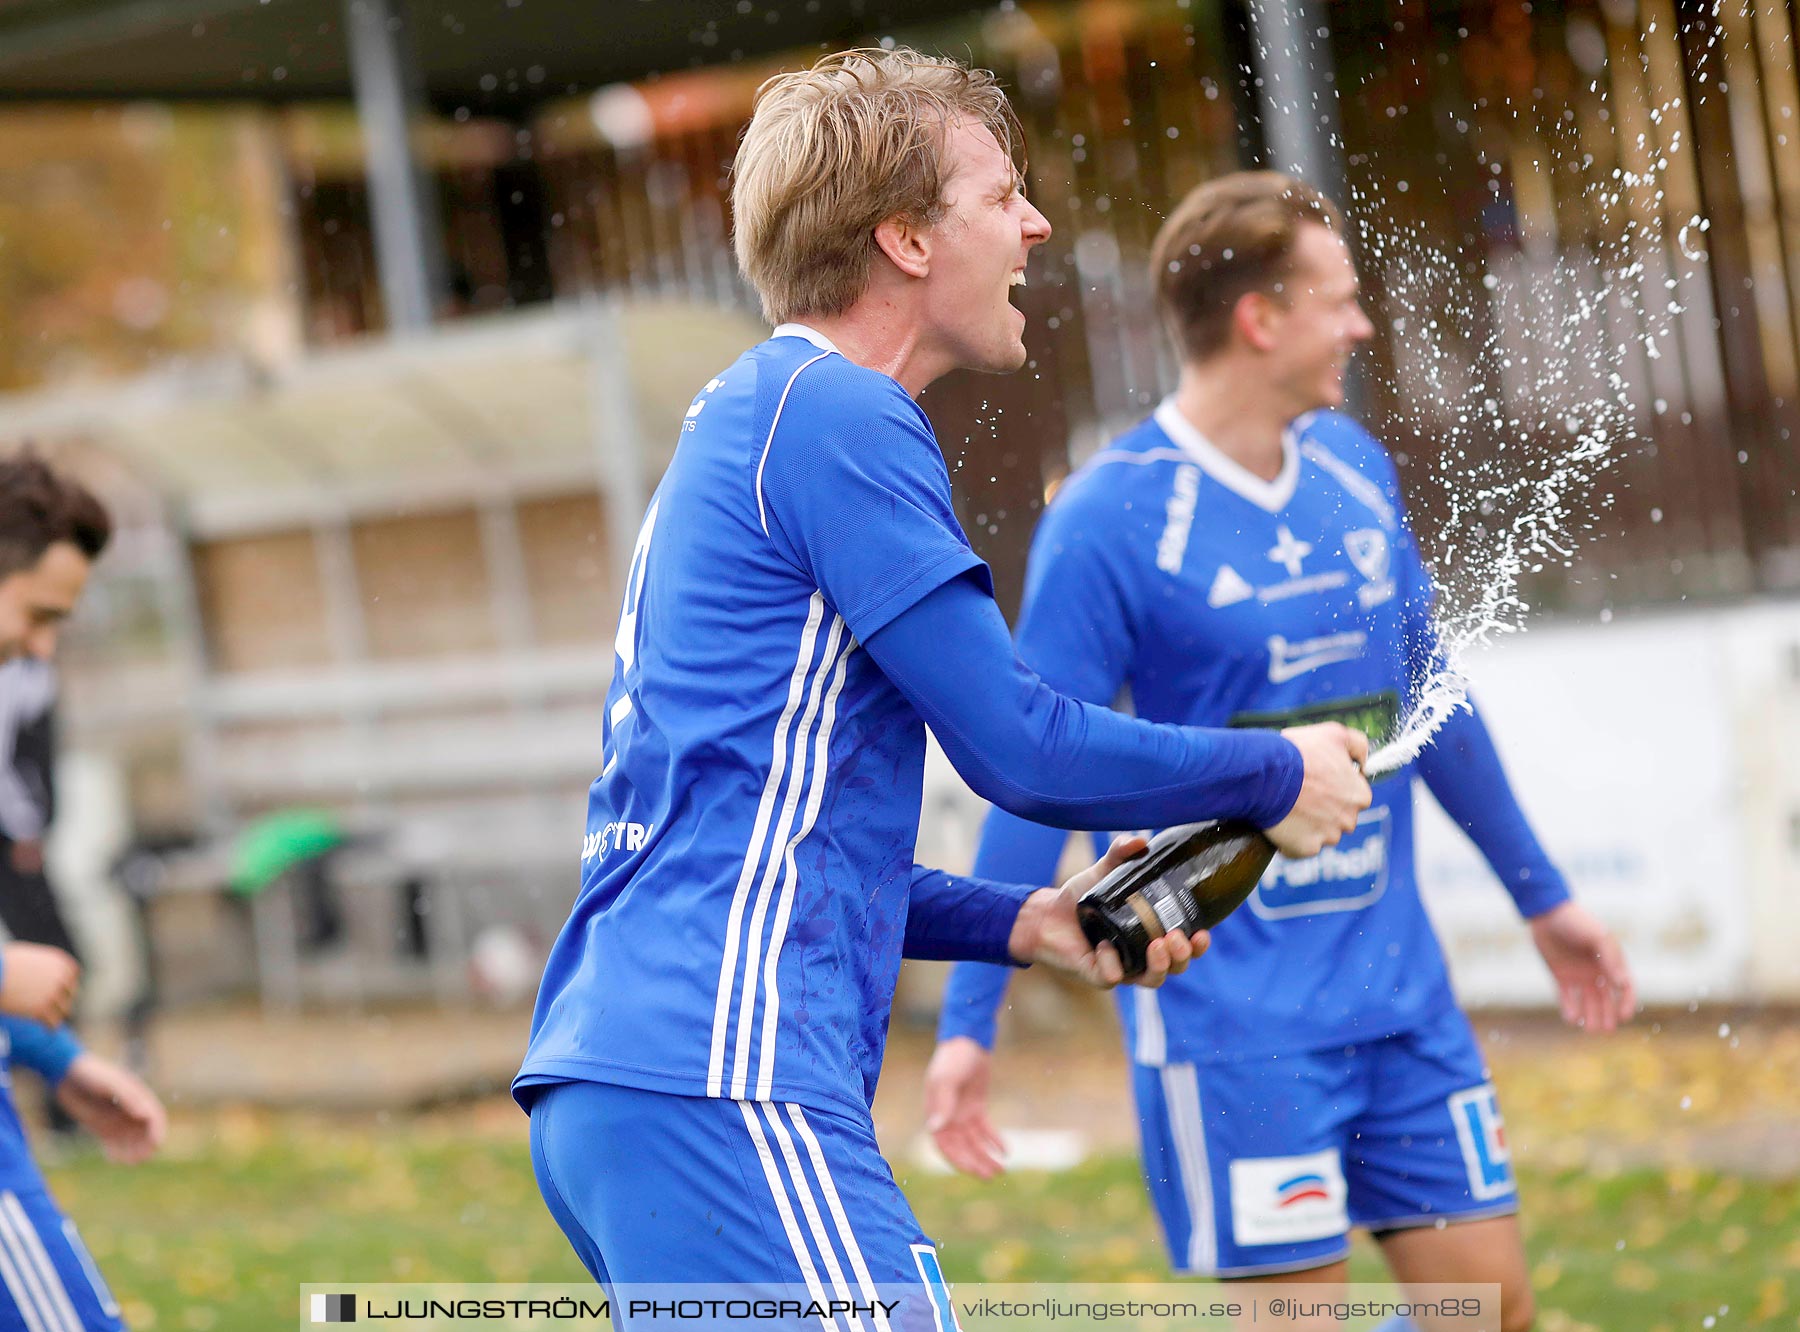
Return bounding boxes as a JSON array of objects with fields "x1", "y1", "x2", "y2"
[{"x1": 1009, "y1": 271, "x2": 1027, "y2": 287}]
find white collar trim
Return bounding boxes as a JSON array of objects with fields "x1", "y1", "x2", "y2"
[
  {"x1": 1152, "y1": 396, "x2": 1299, "y2": 513},
  {"x1": 772, "y1": 322, "x2": 841, "y2": 354}
]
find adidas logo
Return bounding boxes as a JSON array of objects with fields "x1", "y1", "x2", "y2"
[{"x1": 1207, "y1": 564, "x2": 1254, "y2": 608}]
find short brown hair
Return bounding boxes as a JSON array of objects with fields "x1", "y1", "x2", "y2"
[
  {"x1": 1150, "y1": 171, "x2": 1345, "y2": 361},
  {"x1": 0, "y1": 451, "x2": 113, "y2": 579},
  {"x1": 732, "y1": 47, "x2": 1026, "y2": 325}
]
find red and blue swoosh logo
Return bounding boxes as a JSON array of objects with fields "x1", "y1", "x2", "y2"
[{"x1": 1275, "y1": 1172, "x2": 1331, "y2": 1208}]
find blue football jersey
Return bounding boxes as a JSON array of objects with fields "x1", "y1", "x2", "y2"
[
  {"x1": 1008, "y1": 401, "x2": 1457, "y2": 1062},
  {"x1": 516, "y1": 327, "x2": 997, "y2": 1118}
]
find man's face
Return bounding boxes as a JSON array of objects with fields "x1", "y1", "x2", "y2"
[
  {"x1": 0, "y1": 542, "x2": 91, "y2": 663},
  {"x1": 919, "y1": 120, "x2": 1053, "y2": 375},
  {"x1": 1262, "y1": 221, "x2": 1375, "y2": 412}
]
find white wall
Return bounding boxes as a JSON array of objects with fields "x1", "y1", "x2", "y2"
[{"x1": 1415, "y1": 604, "x2": 1771, "y2": 1006}]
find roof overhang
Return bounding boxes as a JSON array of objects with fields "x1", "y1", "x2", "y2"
[
  {"x1": 0, "y1": 298, "x2": 767, "y2": 536},
  {"x1": 0, "y1": 0, "x2": 995, "y2": 114}
]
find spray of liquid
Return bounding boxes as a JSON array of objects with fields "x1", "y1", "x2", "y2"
[{"x1": 1354, "y1": 17, "x2": 1722, "y2": 778}]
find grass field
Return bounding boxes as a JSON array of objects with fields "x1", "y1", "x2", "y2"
[{"x1": 44, "y1": 1099, "x2": 1800, "y2": 1331}]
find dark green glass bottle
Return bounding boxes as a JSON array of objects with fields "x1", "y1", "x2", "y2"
[{"x1": 1076, "y1": 820, "x2": 1276, "y2": 978}]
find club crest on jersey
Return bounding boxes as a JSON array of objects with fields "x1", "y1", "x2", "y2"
[
  {"x1": 1449, "y1": 1085, "x2": 1515, "y2": 1200},
  {"x1": 1229, "y1": 1149, "x2": 1348, "y2": 1245},
  {"x1": 1345, "y1": 529, "x2": 1395, "y2": 608}
]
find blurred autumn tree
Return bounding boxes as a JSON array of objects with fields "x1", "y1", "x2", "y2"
[{"x1": 0, "y1": 104, "x2": 300, "y2": 392}]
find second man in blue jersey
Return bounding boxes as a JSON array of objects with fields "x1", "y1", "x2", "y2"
[{"x1": 927, "y1": 173, "x2": 1635, "y2": 1329}]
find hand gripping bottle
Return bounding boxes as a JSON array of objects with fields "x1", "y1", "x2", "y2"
[{"x1": 1075, "y1": 821, "x2": 1275, "y2": 978}]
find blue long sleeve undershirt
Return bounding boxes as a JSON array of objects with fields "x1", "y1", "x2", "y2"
[
  {"x1": 936, "y1": 810, "x2": 1074, "y2": 1044},
  {"x1": 866, "y1": 571, "x2": 1302, "y2": 969},
  {"x1": 862, "y1": 572, "x2": 1304, "y2": 832},
  {"x1": 935, "y1": 703, "x2": 1577, "y2": 1048},
  {"x1": 1412, "y1": 700, "x2": 1571, "y2": 920},
  {"x1": 0, "y1": 1016, "x2": 82, "y2": 1086},
  {"x1": 0, "y1": 954, "x2": 85, "y2": 1084},
  {"x1": 902, "y1": 866, "x2": 1036, "y2": 965}
]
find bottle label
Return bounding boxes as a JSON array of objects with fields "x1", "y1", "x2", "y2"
[
  {"x1": 1146, "y1": 879, "x2": 1192, "y2": 934},
  {"x1": 1249, "y1": 804, "x2": 1391, "y2": 920}
]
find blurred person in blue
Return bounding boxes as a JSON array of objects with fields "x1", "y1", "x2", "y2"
[
  {"x1": 925, "y1": 173, "x2": 1636, "y2": 1331},
  {"x1": 0, "y1": 451, "x2": 167, "y2": 1331},
  {"x1": 516, "y1": 50, "x2": 1373, "y2": 1317}
]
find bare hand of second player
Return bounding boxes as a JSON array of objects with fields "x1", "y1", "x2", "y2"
[
  {"x1": 923, "y1": 1036, "x2": 1005, "y2": 1178},
  {"x1": 54, "y1": 1052, "x2": 167, "y2": 1164}
]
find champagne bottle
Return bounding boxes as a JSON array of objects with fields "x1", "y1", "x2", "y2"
[{"x1": 1075, "y1": 820, "x2": 1275, "y2": 979}]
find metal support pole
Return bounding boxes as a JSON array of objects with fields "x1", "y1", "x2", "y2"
[
  {"x1": 1246, "y1": 0, "x2": 1364, "y2": 413},
  {"x1": 344, "y1": 0, "x2": 446, "y2": 333},
  {"x1": 1246, "y1": 0, "x2": 1344, "y2": 200}
]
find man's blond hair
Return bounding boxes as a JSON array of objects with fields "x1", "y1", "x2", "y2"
[{"x1": 732, "y1": 47, "x2": 1025, "y2": 325}]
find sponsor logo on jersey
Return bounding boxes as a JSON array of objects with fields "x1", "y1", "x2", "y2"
[
  {"x1": 1207, "y1": 563, "x2": 1254, "y2": 608},
  {"x1": 583, "y1": 821, "x2": 653, "y2": 860},
  {"x1": 1265, "y1": 828, "x2": 1387, "y2": 888},
  {"x1": 1252, "y1": 804, "x2": 1391, "y2": 919},
  {"x1": 1157, "y1": 464, "x2": 1201, "y2": 574},
  {"x1": 682, "y1": 377, "x2": 725, "y2": 432},
  {"x1": 1258, "y1": 570, "x2": 1351, "y2": 601},
  {"x1": 1345, "y1": 528, "x2": 1396, "y2": 608},
  {"x1": 1449, "y1": 1084, "x2": 1515, "y2": 1201},
  {"x1": 1210, "y1": 564, "x2": 1348, "y2": 607},
  {"x1": 1266, "y1": 631, "x2": 1367, "y2": 683},
  {"x1": 1229, "y1": 1149, "x2": 1348, "y2": 1245}
]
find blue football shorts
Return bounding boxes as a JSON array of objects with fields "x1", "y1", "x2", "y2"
[
  {"x1": 1132, "y1": 1004, "x2": 1518, "y2": 1278},
  {"x1": 528, "y1": 1080, "x2": 962, "y2": 1331},
  {"x1": 0, "y1": 1185, "x2": 125, "y2": 1332}
]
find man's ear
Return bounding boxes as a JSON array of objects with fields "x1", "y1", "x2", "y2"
[
  {"x1": 1232, "y1": 289, "x2": 1283, "y2": 353},
  {"x1": 873, "y1": 214, "x2": 932, "y2": 280}
]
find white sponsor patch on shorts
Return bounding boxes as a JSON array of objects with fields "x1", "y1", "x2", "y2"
[
  {"x1": 1449, "y1": 1084, "x2": 1515, "y2": 1201},
  {"x1": 1228, "y1": 1148, "x2": 1349, "y2": 1246}
]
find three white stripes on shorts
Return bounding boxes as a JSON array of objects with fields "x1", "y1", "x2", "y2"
[
  {"x1": 738, "y1": 1101, "x2": 891, "y2": 1332},
  {"x1": 0, "y1": 1192, "x2": 86, "y2": 1332}
]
